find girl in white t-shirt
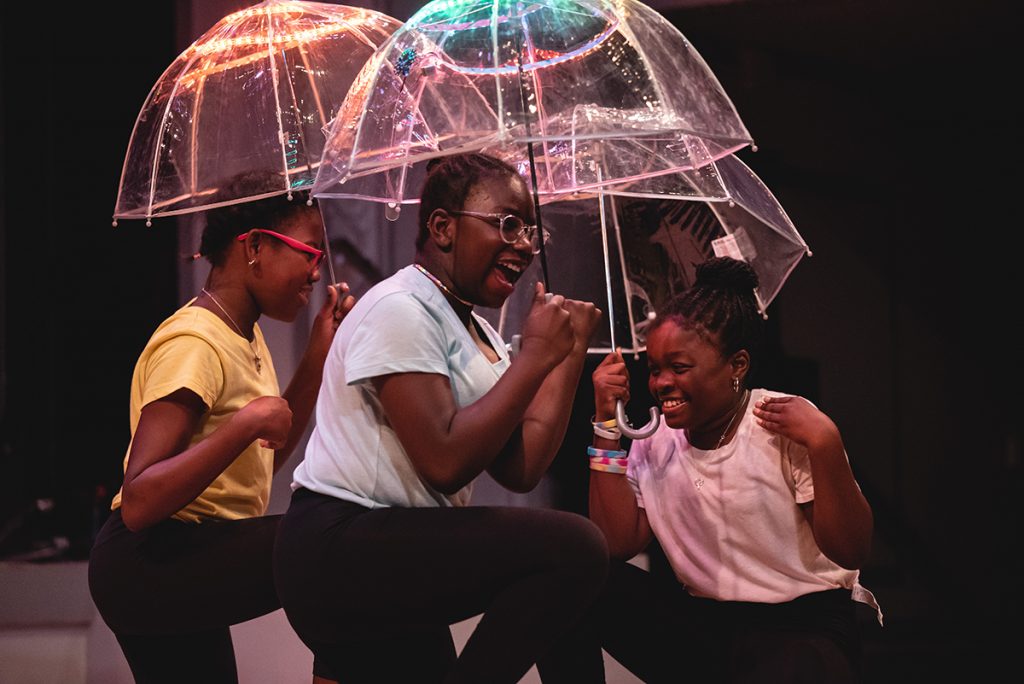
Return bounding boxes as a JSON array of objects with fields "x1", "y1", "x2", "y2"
[{"x1": 539, "y1": 257, "x2": 879, "y2": 684}]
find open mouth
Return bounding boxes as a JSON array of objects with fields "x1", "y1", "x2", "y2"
[
  {"x1": 493, "y1": 259, "x2": 526, "y2": 290},
  {"x1": 660, "y1": 397, "x2": 689, "y2": 413}
]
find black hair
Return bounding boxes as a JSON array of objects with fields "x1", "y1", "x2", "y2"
[
  {"x1": 197, "y1": 171, "x2": 318, "y2": 266},
  {"x1": 415, "y1": 153, "x2": 522, "y2": 251},
  {"x1": 652, "y1": 257, "x2": 763, "y2": 363}
]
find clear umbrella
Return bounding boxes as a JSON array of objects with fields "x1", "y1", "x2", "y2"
[
  {"x1": 313, "y1": 0, "x2": 753, "y2": 210},
  {"x1": 495, "y1": 154, "x2": 811, "y2": 355},
  {"x1": 112, "y1": 1, "x2": 401, "y2": 236},
  {"x1": 313, "y1": 0, "x2": 802, "y2": 436}
]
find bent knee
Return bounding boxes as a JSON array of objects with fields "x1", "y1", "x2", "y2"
[{"x1": 546, "y1": 512, "x2": 610, "y2": 587}]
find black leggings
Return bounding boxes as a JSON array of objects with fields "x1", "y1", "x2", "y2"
[
  {"x1": 88, "y1": 509, "x2": 318, "y2": 684},
  {"x1": 537, "y1": 560, "x2": 863, "y2": 684},
  {"x1": 272, "y1": 487, "x2": 610, "y2": 684}
]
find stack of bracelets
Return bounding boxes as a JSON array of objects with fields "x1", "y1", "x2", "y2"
[{"x1": 589, "y1": 416, "x2": 627, "y2": 474}]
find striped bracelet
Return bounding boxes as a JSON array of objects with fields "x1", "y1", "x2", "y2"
[
  {"x1": 587, "y1": 446, "x2": 627, "y2": 459},
  {"x1": 589, "y1": 461, "x2": 628, "y2": 475},
  {"x1": 590, "y1": 454, "x2": 629, "y2": 466}
]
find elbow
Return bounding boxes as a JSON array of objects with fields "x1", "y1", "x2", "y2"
[
  {"x1": 433, "y1": 479, "x2": 467, "y2": 497},
  {"x1": 119, "y1": 492, "x2": 157, "y2": 532},
  {"x1": 827, "y1": 550, "x2": 870, "y2": 571},
  {"x1": 498, "y1": 472, "x2": 543, "y2": 494},
  {"x1": 821, "y1": 535, "x2": 873, "y2": 570},
  {"x1": 119, "y1": 503, "x2": 150, "y2": 533},
  {"x1": 608, "y1": 539, "x2": 646, "y2": 562},
  {"x1": 421, "y1": 468, "x2": 474, "y2": 497}
]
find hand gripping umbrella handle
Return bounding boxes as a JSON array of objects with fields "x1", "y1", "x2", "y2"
[{"x1": 615, "y1": 400, "x2": 660, "y2": 440}]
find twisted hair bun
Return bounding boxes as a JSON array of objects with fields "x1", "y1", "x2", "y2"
[{"x1": 695, "y1": 256, "x2": 759, "y2": 293}]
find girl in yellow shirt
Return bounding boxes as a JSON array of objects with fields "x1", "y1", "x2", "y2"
[{"x1": 89, "y1": 171, "x2": 353, "y2": 684}]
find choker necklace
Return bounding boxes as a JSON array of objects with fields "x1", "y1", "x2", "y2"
[
  {"x1": 714, "y1": 388, "x2": 749, "y2": 449},
  {"x1": 201, "y1": 288, "x2": 262, "y2": 373},
  {"x1": 413, "y1": 263, "x2": 473, "y2": 308}
]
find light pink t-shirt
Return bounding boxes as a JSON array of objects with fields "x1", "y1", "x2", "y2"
[{"x1": 628, "y1": 388, "x2": 867, "y2": 605}]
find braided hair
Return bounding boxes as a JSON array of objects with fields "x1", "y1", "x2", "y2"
[
  {"x1": 197, "y1": 171, "x2": 317, "y2": 266},
  {"x1": 653, "y1": 257, "x2": 764, "y2": 365},
  {"x1": 416, "y1": 153, "x2": 522, "y2": 250}
]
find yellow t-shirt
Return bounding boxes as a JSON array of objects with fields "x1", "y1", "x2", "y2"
[{"x1": 111, "y1": 302, "x2": 280, "y2": 523}]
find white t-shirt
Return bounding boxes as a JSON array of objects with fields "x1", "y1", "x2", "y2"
[
  {"x1": 628, "y1": 388, "x2": 865, "y2": 604},
  {"x1": 292, "y1": 265, "x2": 511, "y2": 508}
]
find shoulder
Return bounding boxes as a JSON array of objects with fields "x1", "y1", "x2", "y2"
[
  {"x1": 348, "y1": 284, "x2": 441, "y2": 335},
  {"x1": 145, "y1": 306, "x2": 225, "y2": 355}
]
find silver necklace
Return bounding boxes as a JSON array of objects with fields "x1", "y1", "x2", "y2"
[
  {"x1": 413, "y1": 263, "x2": 473, "y2": 308},
  {"x1": 691, "y1": 389, "x2": 749, "y2": 491},
  {"x1": 715, "y1": 388, "x2": 749, "y2": 449},
  {"x1": 201, "y1": 288, "x2": 262, "y2": 373}
]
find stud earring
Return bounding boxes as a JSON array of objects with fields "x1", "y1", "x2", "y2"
[{"x1": 732, "y1": 377, "x2": 740, "y2": 393}]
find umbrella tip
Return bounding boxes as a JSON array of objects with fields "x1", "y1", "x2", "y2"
[
  {"x1": 385, "y1": 202, "x2": 401, "y2": 222},
  {"x1": 111, "y1": 218, "x2": 118, "y2": 228},
  {"x1": 146, "y1": 219, "x2": 152, "y2": 227}
]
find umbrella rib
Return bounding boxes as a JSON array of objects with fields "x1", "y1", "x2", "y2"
[
  {"x1": 609, "y1": 193, "x2": 642, "y2": 355},
  {"x1": 491, "y1": 0, "x2": 505, "y2": 137},
  {"x1": 598, "y1": 192, "x2": 617, "y2": 351},
  {"x1": 510, "y1": 2, "x2": 550, "y2": 287},
  {"x1": 189, "y1": 74, "x2": 205, "y2": 198},
  {"x1": 297, "y1": 42, "x2": 328, "y2": 132},
  {"x1": 146, "y1": 48, "x2": 205, "y2": 221},
  {"x1": 281, "y1": 47, "x2": 316, "y2": 178},
  {"x1": 343, "y1": 49, "x2": 389, "y2": 187},
  {"x1": 518, "y1": 9, "x2": 554, "y2": 195},
  {"x1": 265, "y1": 4, "x2": 293, "y2": 196}
]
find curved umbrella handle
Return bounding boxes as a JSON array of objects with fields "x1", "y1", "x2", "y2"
[{"x1": 615, "y1": 400, "x2": 660, "y2": 440}]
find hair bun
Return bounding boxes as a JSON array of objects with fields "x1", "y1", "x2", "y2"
[{"x1": 695, "y1": 256, "x2": 759, "y2": 292}]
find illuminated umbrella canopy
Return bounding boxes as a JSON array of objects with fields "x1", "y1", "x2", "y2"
[
  {"x1": 113, "y1": 1, "x2": 401, "y2": 224},
  {"x1": 313, "y1": 0, "x2": 753, "y2": 206}
]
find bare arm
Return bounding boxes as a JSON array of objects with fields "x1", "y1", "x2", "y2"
[
  {"x1": 119, "y1": 390, "x2": 291, "y2": 531},
  {"x1": 487, "y1": 298, "x2": 602, "y2": 492},
  {"x1": 754, "y1": 395, "x2": 873, "y2": 569},
  {"x1": 586, "y1": 351, "x2": 654, "y2": 559},
  {"x1": 276, "y1": 283, "x2": 355, "y2": 470},
  {"x1": 373, "y1": 285, "x2": 576, "y2": 495}
]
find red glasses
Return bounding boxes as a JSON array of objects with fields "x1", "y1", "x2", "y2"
[{"x1": 236, "y1": 229, "x2": 325, "y2": 270}]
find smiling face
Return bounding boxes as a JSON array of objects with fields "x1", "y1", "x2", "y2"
[
  {"x1": 646, "y1": 318, "x2": 747, "y2": 435},
  {"x1": 251, "y1": 206, "x2": 324, "y2": 322},
  {"x1": 449, "y1": 173, "x2": 535, "y2": 308}
]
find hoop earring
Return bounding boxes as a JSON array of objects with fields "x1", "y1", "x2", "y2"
[
  {"x1": 732, "y1": 377, "x2": 740, "y2": 393},
  {"x1": 248, "y1": 259, "x2": 256, "y2": 266}
]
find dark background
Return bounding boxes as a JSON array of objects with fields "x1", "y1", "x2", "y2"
[{"x1": 2, "y1": 0, "x2": 1019, "y2": 680}]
